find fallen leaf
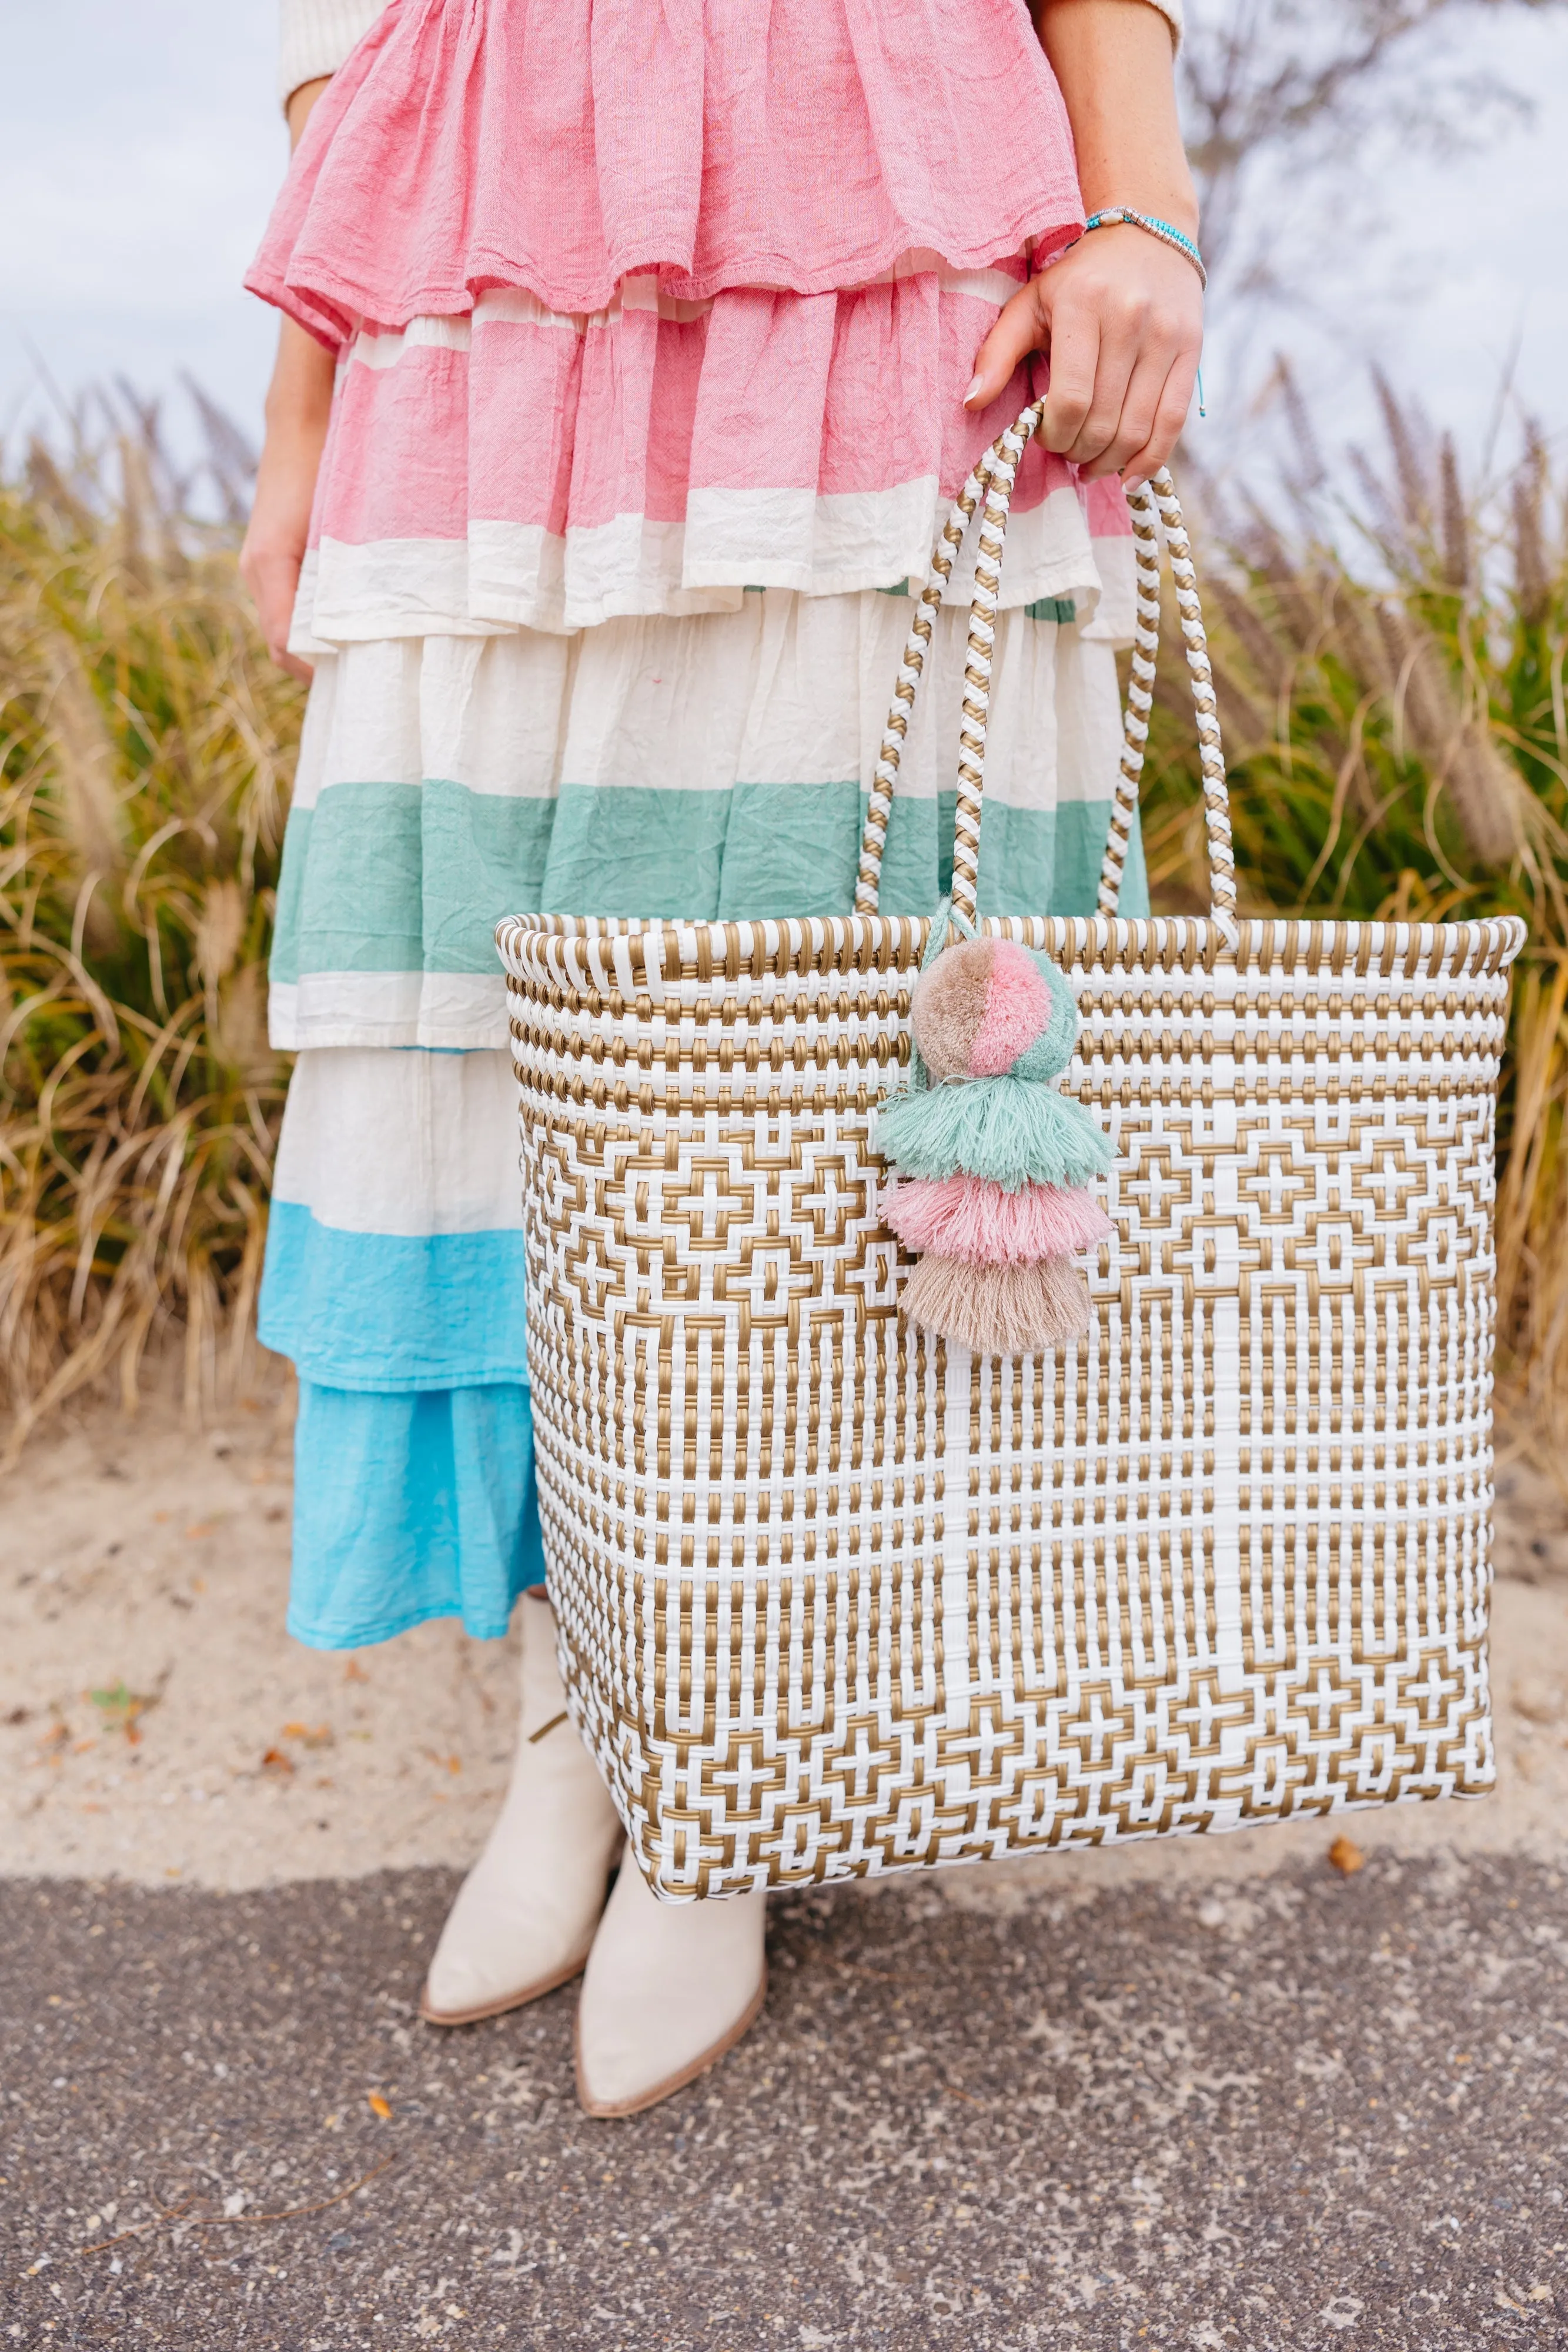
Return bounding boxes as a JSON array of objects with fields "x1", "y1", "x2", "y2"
[
  {"x1": 367, "y1": 2092, "x2": 392, "y2": 2119},
  {"x1": 261, "y1": 1748, "x2": 295, "y2": 1775},
  {"x1": 88, "y1": 1683, "x2": 155, "y2": 1738},
  {"x1": 343, "y1": 1660, "x2": 369, "y2": 1683},
  {"x1": 1328, "y1": 1835, "x2": 1365, "y2": 1875}
]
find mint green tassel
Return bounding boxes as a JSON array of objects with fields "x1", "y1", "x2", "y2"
[{"x1": 875, "y1": 1074, "x2": 1114, "y2": 1191}]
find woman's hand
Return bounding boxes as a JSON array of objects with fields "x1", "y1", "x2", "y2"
[
  {"x1": 240, "y1": 321, "x2": 336, "y2": 682},
  {"x1": 965, "y1": 225, "x2": 1201, "y2": 482},
  {"x1": 968, "y1": 0, "x2": 1202, "y2": 483},
  {"x1": 240, "y1": 74, "x2": 336, "y2": 681}
]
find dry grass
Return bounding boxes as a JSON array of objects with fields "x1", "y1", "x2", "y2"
[
  {"x1": 2, "y1": 382, "x2": 1564, "y2": 1455},
  {"x1": 1142, "y1": 383, "x2": 1568, "y2": 1447},
  {"x1": 0, "y1": 408, "x2": 303, "y2": 1455}
]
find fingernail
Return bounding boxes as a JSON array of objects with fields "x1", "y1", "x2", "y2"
[{"x1": 963, "y1": 373, "x2": 985, "y2": 407}]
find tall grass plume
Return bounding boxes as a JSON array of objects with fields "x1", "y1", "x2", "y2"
[
  {"x1": 3, "y1": 375, "x2": 1566, "y2": 1458},
  {"x1": 1141, "y1": 375, "x2": 1568, "y2": 1452},
  {"x1": 0, "y1": 393, "x2": 304, "y2": 1454}
]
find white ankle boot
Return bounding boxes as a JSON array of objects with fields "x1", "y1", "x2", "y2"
[
  {"x1": 421, "y1": 1589, "x2": 624, "y2": 2026},
  {"x1": 575, "y1": 1847, "x2": 768, "y2": 2116}
]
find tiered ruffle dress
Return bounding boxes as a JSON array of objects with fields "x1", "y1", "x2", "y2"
[{"x1": 249, "y1": 0, "x2": 1151, "y2": 1649}]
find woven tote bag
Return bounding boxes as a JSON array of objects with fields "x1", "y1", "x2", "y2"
[{"x1": 497, "y1": 398, "x2": 1524, "y2": 1899}]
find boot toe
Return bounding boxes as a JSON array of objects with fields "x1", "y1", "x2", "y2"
[
  {"x1": 575, "y1": 1959, "x2": 767, "y2": 2115},
  {"x1": 574, "y1": 1856, "x2": 768, "y2": 2115},
  {"x1": 422, "y1": 1896, "x2": 595, "y2": 2025}
]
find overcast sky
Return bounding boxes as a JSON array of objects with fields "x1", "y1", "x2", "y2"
[{"x1": 4, "y1": 0, "x2": 1566, "y2": 479}]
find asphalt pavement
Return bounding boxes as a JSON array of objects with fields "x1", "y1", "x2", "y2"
[{"x1": 2, "y1": 1849, "x2": 1565, "y2": 2350}]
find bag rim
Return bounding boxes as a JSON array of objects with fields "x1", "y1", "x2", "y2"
[{"x1": 496, "y1": 908, "x2": 1527, "y2": 993}]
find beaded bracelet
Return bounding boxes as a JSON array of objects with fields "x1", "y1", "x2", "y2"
[{"x1": 1083, "y1": 206, "x2": 1206, "y2": 289}]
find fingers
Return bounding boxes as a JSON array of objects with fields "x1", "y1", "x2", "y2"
[
  {"x1": 240, "y1": 542, "x2": 313, "y2": 683},
  {"x1": 1053, "y1": 280, "x2": 1188, "y2": 473},
  {"x1": 964, "y1": 235, "x2": 1202, "y2": 482},
  {"x1": 1116, "y1": 349, "x2": 1199, "y2": 487},
  {"x1": 1079, "y1": 350, "x2": 1179, "y2": 481},
  {"x1": 1038, "y1": 296, "x2": 1102, "y2": 460},
  {"x1": 964, "y1": 280, "x2": 1048, "y2": 412}
]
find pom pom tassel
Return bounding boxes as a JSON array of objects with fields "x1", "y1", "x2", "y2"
[
  {"x1": 883, "y1": 1173, "x2": 1113, "y2": 1265},
  {"x1": 880, "y1": 905, "x2": 1115, "y2": 1356},
  {"x1": 874, "y1": 1074, "x2": 1113, "y2": 1192},
  {"x1": 901, "y1": 1252, "x2": 1092, "y2": 1355}
]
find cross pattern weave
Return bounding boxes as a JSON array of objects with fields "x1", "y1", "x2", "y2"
[{"x1": 497, "y1": 407, "x2": 1524, "y2": 1897}]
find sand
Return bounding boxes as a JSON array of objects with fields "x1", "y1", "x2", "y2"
[{"x1": 3, "y1": 1376, "x2": 1565, "y2": 1904}]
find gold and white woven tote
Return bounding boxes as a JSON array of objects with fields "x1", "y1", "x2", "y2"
[{"x1": 497, "y1": 398, "x2": 1523, "y2": 1899}]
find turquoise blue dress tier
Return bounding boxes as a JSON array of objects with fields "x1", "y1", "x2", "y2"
[{"x1": 259, "y1": 589, "x2": 1146, "y2": 1649}]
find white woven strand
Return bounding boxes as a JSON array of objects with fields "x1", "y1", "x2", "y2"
[
  {"x1": 855, "y1": 428, "x2": 1235, "y2": 932},
  {"x1": 1095, "y1": 483, "x2": 1162, "y2": 917},
  {"x1": 1096, "y1": 467, "x2": 1236, "y2": 927},
  {"x1": 950, "y1": 414, "x2": 1034, "y2": 921},
  {"x1": 497, "y1": 906, "x2": 1520, "y2": 1897},
  {"x1": 853, "y1": 400, "x2": 1045, "y2": 916}
]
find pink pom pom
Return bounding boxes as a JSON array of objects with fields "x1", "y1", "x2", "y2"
[
  {"x1": 882, "y1": 1174, "x2": 1113, "y2": 1265},
  {"x1": 964, "y1": 939, "x2": 1052, "y2": 1077}
]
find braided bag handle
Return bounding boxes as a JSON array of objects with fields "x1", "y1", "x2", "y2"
[
  {"x1": 853, "y1": 405, "x2": 1038, "y2": 921},
  {"x1": 1095, "y1": 471, "x2": 1233, "y2": 920},
  {"x1": 852, "y1": 413, "x2": 1233, "y2": 926}
]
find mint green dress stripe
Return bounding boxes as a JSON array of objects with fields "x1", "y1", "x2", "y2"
[
  {"x1": 272, "y1": 783, "x2": 560, "y2": 984},
  {"x1": 265, "y1": 590, "x2": 1143, "y2": 1653},
  {"x1": 270, "y1": 780, "x2": 1145, "y2": 976}
]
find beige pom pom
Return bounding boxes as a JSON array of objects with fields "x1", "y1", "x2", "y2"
[{"x1": 910, "y1": 938, "x2": 995, "y2": 1079}]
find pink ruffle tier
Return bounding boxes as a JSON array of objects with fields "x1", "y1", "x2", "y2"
[
  {"x1": 252, "y1": 0, "x2": 1084, "y2": 333},
  {"x1": 249, "y1": 0, "x2": 1134, "y2": 643}
]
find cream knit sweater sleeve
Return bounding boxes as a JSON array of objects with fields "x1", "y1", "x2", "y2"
[
  {"x1": 279, "y1": 0, "x2": 387, "y2": 103},
  {"x1": 279, "y1": 0, "x2": 1182, "y2": 108}
]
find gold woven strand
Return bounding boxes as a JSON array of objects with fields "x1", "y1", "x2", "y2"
[
  {"x1": 1096, "y1": 480, "x2": 1162, "y2": 916},
  {"x1": 492, "y1": 405, "x2": 1522, "y2": 1903},
  {"x1": 854, "y1": 403, "x2": 1044, "y2": 917},
  {"x1": 497, "y1": 898, "x2": 1520, "y2": 1897}
]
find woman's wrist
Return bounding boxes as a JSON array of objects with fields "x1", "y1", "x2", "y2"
[
  {"x1": 1035, "y1": 0, "x2": 1199, "y2": 240},
  {"x1": 263, "y1": 319, "x2": 336, "y2": 436},
  {"x1": 286, "y1": 74, "x2": 332, "y2": 151}
]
